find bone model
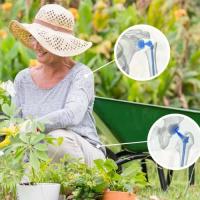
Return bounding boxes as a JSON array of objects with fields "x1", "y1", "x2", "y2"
[
  {"x1": 116, "y1": 29, "x2": 158, "y2": 77},
  {"x1": 155, "y1": 116, "x2": 194, "y2": 167},
  {"x1": 137, "y1": 39, "x2": 157, "y2": 76}
]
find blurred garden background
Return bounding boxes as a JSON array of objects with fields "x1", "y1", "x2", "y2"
[
  {"x1": 0, "y1": 0, "x2": 200, "y2": 109},
  {"x1": 0, "y1": 0, "x2": 200, "y2": 199}
]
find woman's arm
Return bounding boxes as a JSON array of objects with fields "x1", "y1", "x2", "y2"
[
  {"x1": 12, "y1": 73, "x2": 23, "y2": 118},
  {"x1": 37, "y1": 70, "x2": 94, "y2": 132}
]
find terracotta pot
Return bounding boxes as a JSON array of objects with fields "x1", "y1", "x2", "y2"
[{"x1": 103, "y1": 191, "x2": 136, "y2": 200}]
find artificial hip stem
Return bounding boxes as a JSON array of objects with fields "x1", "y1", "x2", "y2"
[
  {"x1": 156, "y1": 117, "x2": 194, "y2": 167},
  {"x1": 181, "y1": 132, "x2": 194, "y2": 167},
  {"x1": 138, "y1": 39, "x2": 158, "y2": 77},
  {"x1": 149, "y1": 43, "x2": 158, "y2": 76},
  {"x1": 181, "y1": 138, "x2": 189, "y2": 167},
  {"x1": 173, "y1": 126, "x2": 190, "y2": 167}
]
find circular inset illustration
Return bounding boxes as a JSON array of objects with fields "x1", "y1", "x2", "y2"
[
  {"x1": 147, "y1": 114, "x2": 200, "y2": 170},
  {"x1": 114, "y1": 24, "x2": 170, "y2": 81}
]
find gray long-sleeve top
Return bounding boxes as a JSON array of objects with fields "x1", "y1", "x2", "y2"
[{"x1": 13, "y1": 62, "x2": 104, "y2": 151}]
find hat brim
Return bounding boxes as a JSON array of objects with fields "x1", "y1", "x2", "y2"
[{"x1": 9, "y1": 20, "x2": 92, "y2": 57}]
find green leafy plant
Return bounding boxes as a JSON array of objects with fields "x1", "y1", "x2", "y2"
[
  {"x1": 54, "y1": 158, "x2": 147, "y2": 200},
  {"x1": 0, "y1": 102, "x2": 53, "y2": 199},
  {"x1": 28, "y1": 156, "x2": 147, "y2": 200},
  {"x1": 0, "y1": 80, "x2": 14, "y2": 107},
  {"x1": 0, "y1": 153, "x2": 24, "y2": 200},
  {"x1": 94, "y1": 159, "x2": 147, "y2": 192}
]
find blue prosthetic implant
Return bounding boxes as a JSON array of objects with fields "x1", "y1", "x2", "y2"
[
  {"x1": 138, "y1": 39, "x2": 158, "y2": 77},
  {"x1": 116, "y1": 29, "x2": 150, "y2": 74},
  {"x1": 168, "y1": 124, "x2": 193, "y2": 167},
  {"x1": 179, "y1": 132, "x2": 194, "y2": 167}
]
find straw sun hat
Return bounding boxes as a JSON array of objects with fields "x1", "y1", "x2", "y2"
[{"x1": 9, "y1": 4, "x2": 92, "y2": 57}]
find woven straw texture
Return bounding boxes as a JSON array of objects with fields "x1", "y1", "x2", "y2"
[{"x1": 9, "y1": 4, "x2": 92, "y2": 57}]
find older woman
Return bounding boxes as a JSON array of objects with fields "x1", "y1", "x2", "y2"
[{"x1": 9, "y1": 4, "x2": 105, "y2": 166}]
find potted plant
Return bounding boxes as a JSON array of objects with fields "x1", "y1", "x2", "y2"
[
  {"x1": 54, "y1": 158, "x2": 147, "y2": 200},
  {"x1": 94, "y1": 159, "x2": 147, "y2": 200},
  {"x1": 14, "y1": 126, "x2": 61, "y2": 200},
  {"x1": 0, "y1": 101, "x2": 62, "y2": 200}
]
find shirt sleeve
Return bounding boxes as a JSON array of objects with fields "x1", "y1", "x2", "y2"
[
  {"x1": 12, "y1": 73, "x2": 23, "y2": 118},
  {"x1": 37, "y1": 69, "x2": 94, "y2": 132}
]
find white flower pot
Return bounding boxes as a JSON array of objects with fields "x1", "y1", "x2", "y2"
[{"x1": 17, "y1": 183, "x2": 60, "y2": 200}]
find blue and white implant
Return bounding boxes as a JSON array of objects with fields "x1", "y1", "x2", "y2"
[{"x1": 137, "y1": 39, "x2": 158, "y2": 77}]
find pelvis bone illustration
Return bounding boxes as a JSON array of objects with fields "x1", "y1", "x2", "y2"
[
  {"x1": 116, "y1": 29, "x2": 158, "y2": 77},
  {"x1": 155, "y1": 116, "x2": 194, "y2": 167}
]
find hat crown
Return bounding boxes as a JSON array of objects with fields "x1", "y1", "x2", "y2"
[{"x1": 35, "y1": 4, "x2": 74, "y2": 31}]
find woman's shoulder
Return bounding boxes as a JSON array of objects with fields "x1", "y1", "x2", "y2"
[
  {"x1": 14, "y1": 68, "x2": 30, "y2": 84},
  {"x1": 72, "y1": 62, "x2": 92, "y2": 77}
]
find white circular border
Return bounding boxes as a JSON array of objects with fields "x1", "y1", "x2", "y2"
[
  {"x1": 147, "y1": 113, "x2": 200, "y2": 170},
  {"x1": 114, "y1": 24, "x2": 171, "y2": 81}
]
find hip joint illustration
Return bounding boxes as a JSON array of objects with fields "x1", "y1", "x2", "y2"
[
  {"x1": 156, "y1": 116, "x2": 194, "y2": 167},
  {"x1": 116, "y1": 29, "x2": 158, "y2": 77}
]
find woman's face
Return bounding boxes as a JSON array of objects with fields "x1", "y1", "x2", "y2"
[{"x1": 30, "y1": 35, "x2": 60, "y2": 65}]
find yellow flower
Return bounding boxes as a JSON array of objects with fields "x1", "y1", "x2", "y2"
[
  {"x1": 0, "y1": 135, "x2": 10, "y2": 148},
  {"x1": 174, "y1": 9, "x2": 187, "y2": 20},
  {"x1": 93, "y1": 11, "x2": 109, "y2": 32},
  {"x1": 0, "y1": 30, "x2": 7, "y2": 39},
  {"x1": 0, "y1": 125, "x2": 19, "y2": 136},
  {"x1": 1, "y1": 2, "x2": 12, "y2": 12},
  {"x1": 94, "y1": 1, "x2": 107, "y2": 10},
  {"x1": 29, "y1": 59, "x2": 39, "y2": 67},
  {"x1": 69, "y1": 8, "x2": 79, "y2": 20},
  {"x1": 0, "y1": 125, "x2": 19, "y2": 148}
]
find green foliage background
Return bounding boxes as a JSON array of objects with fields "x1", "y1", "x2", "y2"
[{"x1": 0, "y1": 0, "x2": 200, "y2": 109}]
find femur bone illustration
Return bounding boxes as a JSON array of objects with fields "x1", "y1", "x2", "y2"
[
  {"x1": 156, "y1": 116, "x2": 194, "y2": 167},
  {"x1": 176, "y1": 132, "x2": 194, "y2": 167},
  {"x1": 156, "y1": 116, "x2": 184, "y2": 149},
  {"x1": 116, "y1": 29, "x2": 158, "y2": 77},
  {"x1": 116, "y1": 29, "x2": 150, "y2": 74}
]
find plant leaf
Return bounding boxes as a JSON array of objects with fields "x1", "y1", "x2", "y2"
[
  {"x1": 56, "y1": 137, "x2": 64, "y2": 146},
  {"x1": 19, "y1": 134, "x2": 30, "y2": 144},
  {"x1": 35, "y1": 150, "x2": 49, "y2": 161},
  {"x1": 30, "y1": 134, "x2": 45, "y2": 145},
  {"x1": 29, "y1": 151, "x2": 40, "y2": 170},
  {"x1": 34, "y1": 143, "x2": 47, "y2": 151}
]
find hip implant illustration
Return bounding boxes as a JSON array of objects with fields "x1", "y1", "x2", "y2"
[
  {"x1": 156, "y1": 116, "x2": 194, "y2": 167},
  {"x1": 116, "y1": 29, "x2": 158, "y2": 77}
]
